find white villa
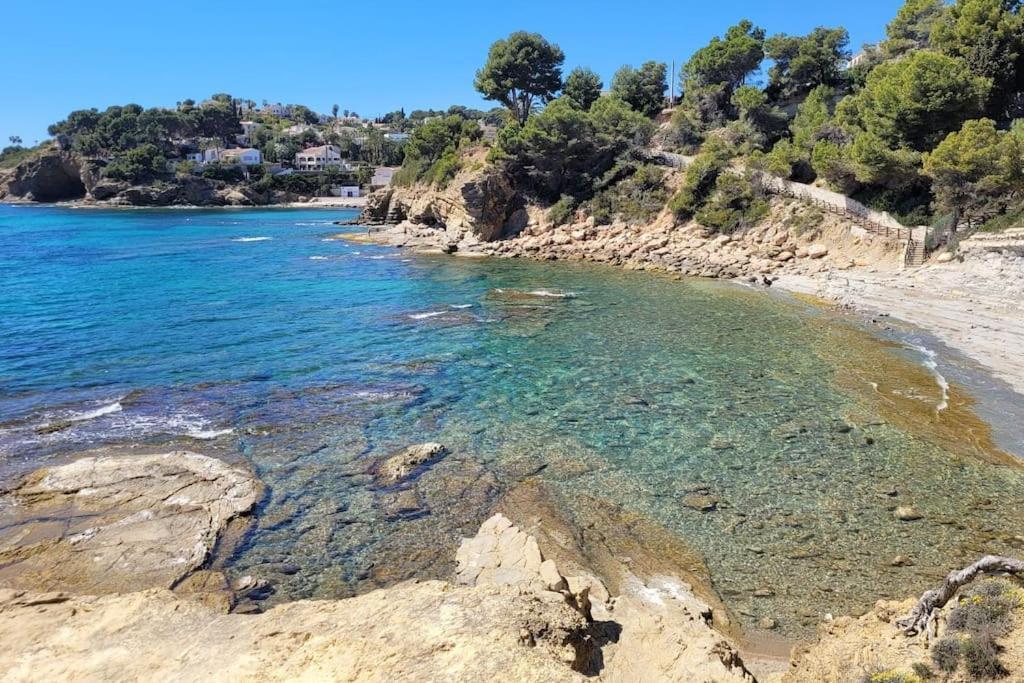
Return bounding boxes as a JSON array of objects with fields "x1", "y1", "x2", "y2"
[
  {"x1": 283, "y1": 123, "x2": 315, "y2": 137},
  {"x1": 220, "y1": 148, "x2": 262, "y2": 165},
  {"x1": 186, "y1": 147, "x2": 262, "y2": 165},
  {"x1": 294, "y1": 145, "x2": 347, "y2": 171},
  {"x1": 383, "y1": 132, "x2": 410, "y2": 142}
]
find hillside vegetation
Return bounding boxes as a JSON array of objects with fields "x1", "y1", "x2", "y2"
[{"x1": 393, "y1": 1, "x2": 1024, "y2": 235}]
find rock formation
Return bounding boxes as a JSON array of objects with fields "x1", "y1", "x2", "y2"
[
  {"x1": 360, "y1": 165, "x2": 524, "y2": 249},
  {"x1": 0, "y1": 450, "x2": 260, "y2": 594},
  {"x1": 360, "y1": 182, "x2": 905, "y2": 284},
  {"x1": 0, "y1": 146, "x2": 278, "y2": 206}
]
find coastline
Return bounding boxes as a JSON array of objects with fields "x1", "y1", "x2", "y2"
[
  {"x1": 1, "y1": 196, "x2": 366, "y2": 210},
  {"x1": 351, "y1": 218, "x2": 1024, "y2": 414},
  {"x1": 772, "y1": 264, "x2": 1024, "y2": 399}
]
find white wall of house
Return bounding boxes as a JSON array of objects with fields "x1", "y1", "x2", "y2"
[
  {"x1": 330, "y1": 186, "x2": 361, "y2": 197},
  {"x1": 221, "y1": 149, "x2": 262, "y2": 165},
  {"x1": 294, "y1": 145, "x2": 344, "y2": 171}
]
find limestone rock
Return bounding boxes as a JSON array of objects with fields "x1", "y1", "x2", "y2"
[
  {"x1": 0, "y1": 451, "x2": 260, "y2": 594},
  {"x1": 455, "y1": 513, "x2": 544, "y2": 588},
  {"x1": 807, "y1": 244, "x2": 829, "y2": 259},
  {"x1": 0, "y1": 581, "x2": 593, "y2": 682}
]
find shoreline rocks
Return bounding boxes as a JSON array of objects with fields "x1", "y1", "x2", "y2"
[{"x1": 0, "y1": 450, "x2": 260, "y2": 595}]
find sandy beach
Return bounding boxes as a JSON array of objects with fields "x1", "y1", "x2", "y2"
[{"x1": 774, "y1": 249, "x2": 1024, "y2": 396}]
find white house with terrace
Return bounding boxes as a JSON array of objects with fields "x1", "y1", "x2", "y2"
[{"x1": 294, "y1": 145, "x2": 349, "y2": 171}]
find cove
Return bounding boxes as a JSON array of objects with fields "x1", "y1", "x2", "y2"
[{"x1": 1, "y1": 204, "x2": 1022, "y2": 640}]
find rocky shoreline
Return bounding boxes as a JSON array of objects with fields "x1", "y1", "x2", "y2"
[
  {"x1": 3, "y1": 447, "x2": 1023, "y2": 680},
  {"x1": 356, "y1": 174, "x2": 1024, "y2": 403},
  {"x1": 0, "y1": 147, "x2": 366, "y2": 208}
]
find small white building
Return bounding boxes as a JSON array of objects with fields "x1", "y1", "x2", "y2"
[
  {"x1": 220, "y1": 148, "x2": 263, "y2": 165},
  {"x1": 383, "y1": 132, "x2": 410, "y2": 142},
  {"x1": 185, "y1": 151, "x2": 204, "y2": 163},
  {"x1": 202, "y1": 148, "x2": 225, "y2": 163},
  {"x1": 294, "y1": 145, "x2": 345, "y2": 171},
  {"x1": 283, "y1": 123, "x2": 317, "y2": 137},
  {"x1": 332, "y1": 185, "x2": 361, "y2": 198}
]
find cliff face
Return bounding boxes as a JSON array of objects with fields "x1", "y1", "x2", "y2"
[
  {"x1": 361, "y1": 165, "x2": 524, "y2": 249},
  {"x1": 0, "y1": 147, "x2": 272, "y2": 207},
  {"x1": 0, "y1": 148, "x2": 94, "y2": 202}
]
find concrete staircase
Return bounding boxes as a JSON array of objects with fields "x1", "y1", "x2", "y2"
[{"x1": 904, "y1": 237, "x2": 927, "y2": 267}]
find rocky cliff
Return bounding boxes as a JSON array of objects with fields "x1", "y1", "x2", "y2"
[{"x1": 361, "y1": 164, "x2": 525, "y2": 250}]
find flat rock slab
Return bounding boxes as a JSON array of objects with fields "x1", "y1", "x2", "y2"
[{"x1": 0, "y1": 451, "x2": 260, "y2": 594}]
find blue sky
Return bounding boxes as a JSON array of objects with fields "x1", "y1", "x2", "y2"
[{"x1": 2, "y1": 0, "x2": 902, "y2": 145}]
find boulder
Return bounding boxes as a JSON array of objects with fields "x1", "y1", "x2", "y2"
[
  {"x1": 894, "y1": 506, "x2": 922, "y2": 521},
  {"x1": 807, "y1": 244, "x2": 829, "y2": 259},
  {"x1": 376, "y1": 442, "x2": 447, "y2": 483},
  {"x1": 0, "y1": 451, "x2": 260, "y2": 594}
]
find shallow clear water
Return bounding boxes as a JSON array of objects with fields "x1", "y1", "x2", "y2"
[{"x1": 2, "y1": 204, "x2": 1023, "y2": 639}]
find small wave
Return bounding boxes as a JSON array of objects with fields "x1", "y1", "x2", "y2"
[
  {"x1": 232, "y1": 237, "x2": 272, "y2": 242},
  {"x1": 409, "y1": 311, "x2": 446, "y2": 320},
  {"x1": 449, "y1": 304, "x2": 474, "y2": 309},
  {"x1": 309, "y1": 256, "x2": 329, "y2": 261},
  {"x1": 492, "y1": 288, "x2": 577, "y2": 299},
  {"x1": 69, "y1": 401, "x2": 123, "y2": 423},
  {"x1": 910, "y1": 343, "x2": 950, "y2": 412},
  {"x1": 186, "y1": 428, "x2": 234, "y2": 439}
]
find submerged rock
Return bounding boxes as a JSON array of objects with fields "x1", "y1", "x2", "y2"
[
  {"x1": 894, "y1": 506, "x2": 923, "y2": 521},
  {"x1": 0, "y1": 450, "x2": 260, "y2": 594},
  {"x1": 376, "y1": 442, "x2": 447, "y2": 483},
  {"x1": 683, "y1": 493, "x2": 720, "y2": 512}
]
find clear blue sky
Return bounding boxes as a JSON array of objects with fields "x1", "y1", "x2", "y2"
[{"x1": 2, "y1": 0, "x2": 901, "y2": 145}]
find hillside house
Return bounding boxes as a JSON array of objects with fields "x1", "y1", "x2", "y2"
[
  {"x1": 220, "y1": 148, "x2": 262, "y2": 165},
  {"x1": 294, "y1": 145, "x2": 346, "y2": 171}
]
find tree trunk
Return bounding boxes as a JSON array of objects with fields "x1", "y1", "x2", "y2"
[{"x1": 896, "y1": 555, "x2": 1024, "y2": 636}]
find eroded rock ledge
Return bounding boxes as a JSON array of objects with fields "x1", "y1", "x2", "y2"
[{"x1": 0, "y1": 450, "x2": 260, "y2": 594}]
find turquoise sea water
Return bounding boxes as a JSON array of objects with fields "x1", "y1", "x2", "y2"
[{"x1": 2, "y1": 204, "x2": 1023, "y2": 639}]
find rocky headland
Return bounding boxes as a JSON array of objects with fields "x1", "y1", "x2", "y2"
[{"x1": 0, "y1": 146, "x2": 299, "y2": 207}]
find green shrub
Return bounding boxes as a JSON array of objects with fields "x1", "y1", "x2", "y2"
[
  {"x1": 422, "y1": 150, "x2": 462, "y2": 188},
  {"x1": 784, "y1": 206, "x2": 825, "y2": 236},
  {"x1": 947, "y1": 593, "x2": 1013, "y2": 636},
  {"x1": 586, "y1": 164, "x2": 668, "y2": 225},
  {"x1": 547, "y1": 195, "x2": 577, "y2": 226},
  {"x1": 102, "y1": 143, "x2": 167, "y2": 183},
  {"x1": 910, "y1": 662, "x2": 933, "y2": 681},
  {"x1": 862, "y1": 669, "x2": 924, "y2": 683},
  {"x1": 694, "y1": 173, "x2": 769, "y2": 234},
  {"x1": 931, "y1": 636, "x2": 961, "y2": 672},
  {"x1": 961, "y1": 633, "x2": 1008, "y2": 679},
  {"x1": 0, "y1": 144, "x2": 36, "y2": 169},
  {"x1": 200, "y1": 162, "x2": 244, "y2": 183},
  {"x1": 669, "y1": 155, "x2": 724, "y2": 219}
]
